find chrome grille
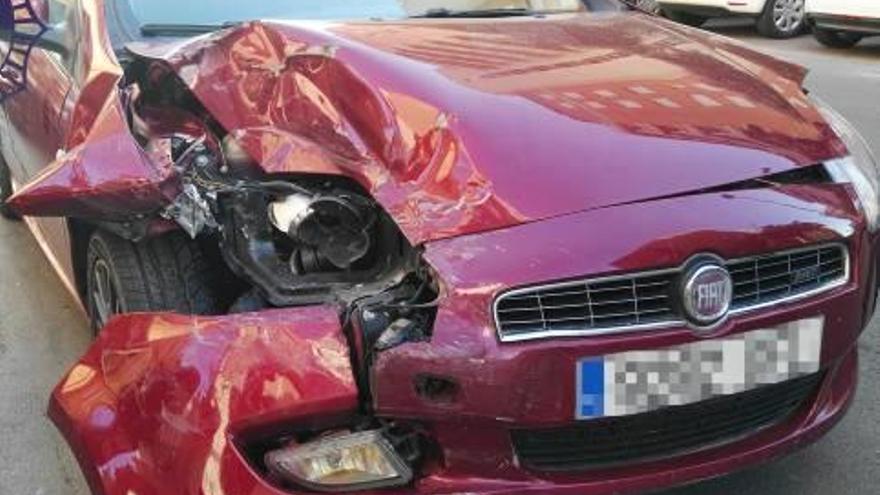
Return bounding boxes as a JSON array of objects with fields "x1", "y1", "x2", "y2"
[
  {"x1": 496, "y1": 273, "x2": 679, "y2": 338},
  {"x1": 728, "y1": 245, "x2": 847, "y2": 310},
  {"x1": 495, "y1": 244, "x2": 848, "y2": 342}
]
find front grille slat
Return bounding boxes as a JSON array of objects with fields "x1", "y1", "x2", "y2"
[
  {"x1": 512, "y1": 373, "x2": 822, "y2": 471},
  {"x1": 496, "y1": 244, "x2": 847, "y2": 341}
]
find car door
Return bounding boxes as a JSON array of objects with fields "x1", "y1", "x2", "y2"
[
  {"x1": 3, "y1": 51, "x2": 74, "y2": 179},
  {"x1": 2, "y1": 0, "x2": 75, "y2": 179}
]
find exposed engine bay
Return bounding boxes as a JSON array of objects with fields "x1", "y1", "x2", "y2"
[{"x1": 120, "y1": 57, "x2": 440, "y2": 405}]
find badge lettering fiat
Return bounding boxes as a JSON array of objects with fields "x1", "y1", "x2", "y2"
[{"x1": 683, "y1": 264, "x2": 733, "y2": 327}]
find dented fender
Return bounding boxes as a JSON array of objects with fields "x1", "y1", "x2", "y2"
[
  {"x1": 50, "y1": 307, "x2": 358, "y2": 495},
  {"x1": 8, "y1": 98, "x2": 180, "y2": 220}
]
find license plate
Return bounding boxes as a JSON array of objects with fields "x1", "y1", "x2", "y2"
[{"x1": 575, "y1": 318, "x2": 823, "y2": 419}]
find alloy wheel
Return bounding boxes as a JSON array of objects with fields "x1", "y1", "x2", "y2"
[
  {"x1": 90, "y1": 258, "x2": 123, "y2": 329},
  {"x1": 773, "y1": 0, "x2": 805, "y2": 34},
  {"x1": 636, "y1": 0, "x2": 662, "y2": 15}
]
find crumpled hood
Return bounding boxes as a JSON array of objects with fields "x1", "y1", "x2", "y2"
[{"x1": 127, "y1": 12, "x2": 845, "y2": 244}]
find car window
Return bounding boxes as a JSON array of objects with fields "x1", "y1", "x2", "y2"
[{"x1": 125, "y1": 0, "x2": 585, "y2": 25}]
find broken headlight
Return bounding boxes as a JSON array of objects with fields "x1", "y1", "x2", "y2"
[
  {"x1": 268, "y1": 192, "x2": 377, "y2": 273},
  {"x1": 218, "y1": 178, "x2": 411, "y2": 307},
  {"x1": 265, "y1": 430, "x2": 413, "y2": 492},
  {"x1": 815, "y1": 97, "x2": 880, "y2": 232}
]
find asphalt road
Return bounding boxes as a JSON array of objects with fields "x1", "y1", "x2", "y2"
[{"x1": 1, "y1": 22, "x2": 879, "y2": 495}]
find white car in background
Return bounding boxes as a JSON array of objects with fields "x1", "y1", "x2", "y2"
[
  {"x1": 807, "y1": 0, "x2": 880, "y2": 48},
  {"x1": 657, "y1": 0, "x2": 807, "y2": 38}
]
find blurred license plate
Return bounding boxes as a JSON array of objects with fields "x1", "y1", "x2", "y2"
[{"x1": 575, "y1": 318, "x2": 823, "y2": 419}]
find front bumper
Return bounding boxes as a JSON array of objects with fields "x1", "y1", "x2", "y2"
[
  {"x1": 809, "y1": 13, "x2": 880, "y2": 35},
  {"x1": 388, "y1": 300, "x2": 863, "y2": 495},
  {"x1": 415, "y1": 348, "x2": 857, "y2": 494},
  {"x1": 49, "y1": 320, "x2": 859, "y2": 495},
  {"x1": 659, "y1": 0, "x2": 766, "y2": 16}
]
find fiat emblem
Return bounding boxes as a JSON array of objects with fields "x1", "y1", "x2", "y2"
[{"x1": 682, "y1": 264, "x2": 733, "y2": 327}]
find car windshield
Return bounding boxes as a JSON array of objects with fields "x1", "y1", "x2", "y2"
[{"x1": 124, "y1": 0, "x2": 585, "y2": 26}]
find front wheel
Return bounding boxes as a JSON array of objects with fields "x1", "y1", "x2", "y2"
[
  {"x1": 757, "y1": 0, "x2": 806, "y2": 39},
  {"x1": 86, "y1": 230, "x2": 222, "y2": 332},
  {"x1": 813, "y1": 28, "x2": 863, "y2": 48}
]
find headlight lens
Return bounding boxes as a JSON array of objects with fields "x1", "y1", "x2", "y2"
[
  {"x1": 826, "y1": 156, "x2": 879, "y2": 232},
  {"x1": 814, "y1": 97, "x2": 880, "y2": 231},
  {"x1": 265, "y1": 430, "x2": 413, "y2": 492}
]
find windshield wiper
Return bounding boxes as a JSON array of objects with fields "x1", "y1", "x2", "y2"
[
  {"x1": 140, "y1": 22, "x2": 240, "y2": 37},
  {"x1": 415, "y1": 7, "x2": 533, "y2": 18}
]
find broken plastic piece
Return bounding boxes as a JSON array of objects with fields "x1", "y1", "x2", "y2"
[
  {"x1": 376, "y1": 318, "x2": 418, "y2": 351},
  {"x1": 162, "y1": 183, "x2": 218, "y2": 238}
]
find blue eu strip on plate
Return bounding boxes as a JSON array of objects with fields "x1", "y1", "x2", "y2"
[{"x1": 576, "y1": 358, "x2": 605, "y2": 419}]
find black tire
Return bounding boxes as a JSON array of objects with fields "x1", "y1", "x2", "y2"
[
  {"x1": 665, "y1": 10, "x2": 707, "y2": 27},
  {"x1": 86, "y1": 230, "x2": 222, "y2": 332},
  {"x1": 0, "y1": 152, "x2": 21, "y2": 221},
  {"x1": 756, "y1": 0, "x2": 806, "y2": 39},
  {"x1": 813, "y1": 28, "x2": 863, "y2": 48}
]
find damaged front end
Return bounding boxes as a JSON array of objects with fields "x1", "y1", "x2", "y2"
[
  {"x1": 17, "y1": 8, "x2": 858, "y2": 493},
  {"x1": 42, "y1": 101, "x2": 442, "y2": 490},
  {"x1": 17, "y1": 25, "x2": 445, "y2": 495}
]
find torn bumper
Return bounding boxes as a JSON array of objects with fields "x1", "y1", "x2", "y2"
[
  {"x1": 49, "y1": 307, "x2": 358, "y2": 495},
  {"x1": 50, "y1": 341, "x2": 858, "y2": 495}
]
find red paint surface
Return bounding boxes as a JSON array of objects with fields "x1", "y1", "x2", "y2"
[{"x1": 131, "y1": 15, "x2": 845, "y2": 244}]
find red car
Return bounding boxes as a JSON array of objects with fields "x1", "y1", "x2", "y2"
[{"x1": 0, "y1": 1, "x2": 877, "y2": 494}]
